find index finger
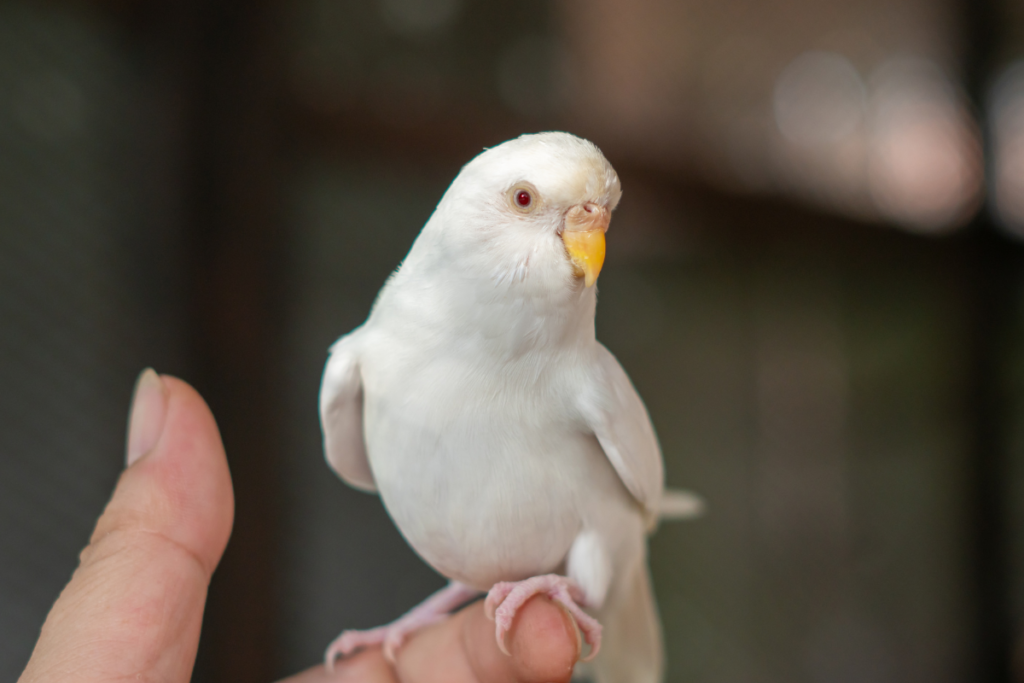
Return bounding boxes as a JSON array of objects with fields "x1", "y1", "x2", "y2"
[
  {"x1": 397, "y1": 596, "x2": 579, "y2": 683},
  {"x1": 278, "y1": 596, "x2": 580, "y2": 683}
]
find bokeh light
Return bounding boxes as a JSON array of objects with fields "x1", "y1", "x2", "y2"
[
  {"x1": 866, "y1": 58, "x2": 982, "y2": 233},
  {"x1": 990, "y1": 60, "x2": 1024, "y2": 237},
  {"x1": 774, "y1": 51, "x2": 866, "y2": 148},
  {"x1": 766, "y1": 53, "x2": 982, "y2": 232}
]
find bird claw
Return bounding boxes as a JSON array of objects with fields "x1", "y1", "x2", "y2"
[
  {"x1": 324, "y1": 627, "x2": 388, "y2": 671},
  {"x1": 484, "y1": 574, "x2": 603, "y2": 661},
  {"x1": 324, "y1": 581, "x2": 478, "y2": 671},
  {"x1": 323, "y1": 616, "x2": 442, "y2": 670}
]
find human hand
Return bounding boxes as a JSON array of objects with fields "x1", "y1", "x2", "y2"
[
  {"x1": 279, "y1": 597, "x2": 582, "y2": 683},
  {"x1": 17, "y1": 370, "x2": 581, "y2": 683}
]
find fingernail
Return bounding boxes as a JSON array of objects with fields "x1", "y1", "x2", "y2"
[{"x1": 126, "y1": 368, "x2": 169, "y2": 466}]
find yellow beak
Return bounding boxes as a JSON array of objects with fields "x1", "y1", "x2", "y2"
[{"x1": 562, "y1": 203, "x2": 609, "y2": 287}]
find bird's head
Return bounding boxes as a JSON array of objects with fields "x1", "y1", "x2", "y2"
[{"x1": 428, "y1": 132, "x2": 621, "y2": 290}]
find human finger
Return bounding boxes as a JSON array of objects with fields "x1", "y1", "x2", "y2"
[
  {"x1": 18, "y1": 371, "x2": 234, "y2": 683},
  {"x1": 395, "y1": 596, "x2": 580, "y2": 683},
  {"x1": 278, "y1": 595, "x2": 579, "y2": 683}
]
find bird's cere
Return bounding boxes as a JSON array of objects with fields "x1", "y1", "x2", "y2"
[{"x1": 562, "y1": 202, "x2": 609, "y2": 287}]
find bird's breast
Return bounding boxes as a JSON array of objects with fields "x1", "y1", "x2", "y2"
[{"x1": 358, "y1": 343, "x2": 609, "y2": 590}]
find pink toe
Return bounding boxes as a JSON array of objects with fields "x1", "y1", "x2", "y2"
[
  {"x1": 484, "y1": 575, "x2": 604, "y2": 662},
  {"x1": 324, "y1": 646, "x2": 340, "y2": 672},
  {"x1": 383, "y1": 627, "x2": 413, "y2": 664},
  {"x1": 324, "y1": 626, "x2": 389, "y2": 669},
  {"x1": 484, "y1": 582, "x2": 515, "y2": 620},
  {"x1": 493, "y1": 611, "x2": 515, "y2": 655}
]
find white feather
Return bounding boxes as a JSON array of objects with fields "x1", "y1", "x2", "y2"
[
  {"x1": 658, "y1": 488, "x2": 706, "y2": 520},
  {"x1": 319, "y1": 132, "x2": 691, "y2": 682}
]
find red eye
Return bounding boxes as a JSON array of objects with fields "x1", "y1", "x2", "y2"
[{"x1": 515, "y1": 190, "x2": 532, "y2": 207}]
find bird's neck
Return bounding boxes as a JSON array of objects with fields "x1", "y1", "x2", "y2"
[
  {"x1": 381, "y1": 265, "x2": 597, "y2": 361},
  {"x1": 377, "y1": 222, "x2": 599, "y2": 359}
]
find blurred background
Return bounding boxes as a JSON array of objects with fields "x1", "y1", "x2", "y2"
[{"x1": 2, "y1": 0, "x2": 1024, "y2": 681}]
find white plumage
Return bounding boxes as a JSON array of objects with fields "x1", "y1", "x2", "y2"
[{"x1": 320, "y1": 132, "x2": 692, "y2": 682}]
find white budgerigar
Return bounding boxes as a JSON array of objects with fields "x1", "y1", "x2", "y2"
[{"x1": 319, "y1": 132, "x2": 700, "y2": 683}]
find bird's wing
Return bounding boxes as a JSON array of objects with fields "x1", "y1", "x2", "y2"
[
  {"x1": 579, "y1": 343, "x2": 664, "y2": 519},
  {"x1": 319, "y1": 332, "x2": 376, "y2": 493}
]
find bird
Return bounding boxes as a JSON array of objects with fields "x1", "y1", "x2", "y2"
[{"x1": 319, "y1": 131, "x2": 701, "y2": 683}]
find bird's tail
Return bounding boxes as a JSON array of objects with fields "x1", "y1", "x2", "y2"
[
  {"x1": 585, "y1": 558, "x2": 663, "y2": 683},
  {"x1": 657, "y1": 487, "x2": 705, "y2": 521}
]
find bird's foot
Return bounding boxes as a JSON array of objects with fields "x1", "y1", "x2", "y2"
[
  {"x1": 324, "y1": 581, "x2": 479, "y2": 670},
  {"x1": 324, "y1": 625, "x2": 394, "y2": 670},
  {"x1": 324, "y1": 617, "x2": 435, "y2": 670},
  {"x1": 484, "y1": 574, "x2": 602, "y2": 661}
]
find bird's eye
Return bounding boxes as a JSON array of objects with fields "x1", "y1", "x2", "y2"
[{"x1": 509, "y1": 185, "x2": 538, "y2": 213}]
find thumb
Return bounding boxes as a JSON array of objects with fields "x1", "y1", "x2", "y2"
[{"x1": 19, "y1": 371, "x2": 234, "y2": 683}]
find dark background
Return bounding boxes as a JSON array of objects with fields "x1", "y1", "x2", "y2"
[{"x1": 3, "y1": 0, "x2": 1024, "y2": 681}]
